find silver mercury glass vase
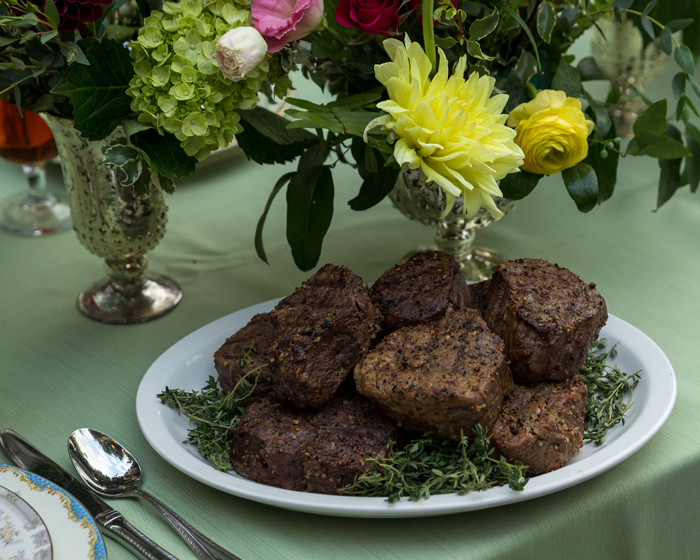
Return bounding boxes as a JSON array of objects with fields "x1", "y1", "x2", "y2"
[
  {"x1": 389, "y1": 169, "x2": 516, "y2": 281},
  {"x1": 42, "y1": 114, "x2": 182, "y2": 324}
]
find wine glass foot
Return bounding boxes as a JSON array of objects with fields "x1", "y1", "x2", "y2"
[
  {"x1": 0, "y1": 189, "x2": 71, "y2": 236},
  {"x1": 77, "y1": 273, "x2": 182, "y2": 324},
  {"x1": 400, "y1": 245, "x2": 508, "y2": 282}
]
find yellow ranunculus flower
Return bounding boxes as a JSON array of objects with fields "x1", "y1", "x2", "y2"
[
  {"x1": 508, "y1": 90, "x2": 595, "y2": 175},
  {"x1": 366, "y1": 37, "x2": 524, "y2": 219}
]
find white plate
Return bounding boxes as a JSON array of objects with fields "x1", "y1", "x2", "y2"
[
  {"x1": 136, "y1": 301, "x2": 677, "y2": 518},
  {"x1": 0, "y1": 464, "x2": 107, "y2": 559}
]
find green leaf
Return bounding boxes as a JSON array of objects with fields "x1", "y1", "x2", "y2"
[
  {"x1": 675, "y1": 45, "x2": 695, "y2": 76},
  {"x1": 584, "y1": 116, "x2": 618, "y2": 203},
  {"x1": 510, "y1": 49, "x2": 538, "y2": 86},
  {"x1": 667, "y1": 19, "x2": 694, "y2": 33},
  {"x1": 122, "y1": 119, "x2": 152, "y2": 141},
  {"x1": 676, "y1": 95, "x2": 688, "y2": 123},
  {"x1": 639, "y1": 134, "x2": 692, "y2": 159},
  {"x1": 51, "y1": 38, "x2": 134, "y2": 140},
  {"x1": 642, "y1": 0, "x2": 657, "y2": 17},
  {"x1": 685, "y1": 123, "x2": 700, "y2": 193},
  {"x1": 285, "y1": 98, "x2": 379, "y2": 137},
  {"x1": 236, "y1": 122, "x2": 314, "y2": 165},
  {"x1": 656, "y1": 125, "x2": 683, "y2": 210},
  {"x1": 255, "y1": 172, "x2": 295, "y2": 264},
  {"x1": 552, "y1": 61, "x2": 582, "y2": 98},
  {"x1": 562, "y1": 162, "x2": 598, "y2": 213},
  {"x1": 40, "y1": 31, "x2": 58, "y2": 44},
  {"x1": 103, "y1": 24, "x2": 138, "y2": 42},
  {"x1": 130, "y1": 129, "x2": 197, "y2": 179},
  {"x1": 62, "y1": 41, "x2": 89, "y2": 65},
  {"x1": 466, "y1": 40, "x2": 494, "y2": 61},
  {"x1": 660, "y1": 27, "x2": 673, "y2": 56},
  {"x1": 689, "y1": 77, "x2": 700, "y2": 99},
  {"x1": 498, "y1": 170, "x2": 542, "y2": 200},
  {"x1": 469, "y1": 8, "x2": 499, "y2": 41},
  {"x1": 639, "y1": 16, "x2": 655, "y2": 39},
  {"x1": 348, "y1": 165, "x2": 400, "y2": 211},
  {"x1": 489, "y1": 0, "x2": 541, "y2": 70},
  {"x1": 577, "y1": 57, "x2": 606, "y2": 81},
  {"x1": 364, "y1": 143, "x2": 377, "y2": 174},
  {"x1": 43, "y1": 0, "x2": 60, "y2": 27},
  {"x1": 132, "y1": 162, "x2": 152, "y2": 199},
  {"x1": 536, "y1": 2, "x2": 556, "y2": 44},
  {"x1": 613, "y1": 0, "x2": 633, "y2": 8},
  {"x1": 286, "y1": 166, "x2": 334, "y2": 272},
  {"x1": 238, "y1": 107, "x2": 315, "y2": 145},
  {"x1": 632, "y1": 99, "x2": 667, "y2": 151},
  {"x1": 584, "y1": 92, "x2": 611, "y2": 137},
  {"x1": 672, "y1": 72, "x2": 686, "y2": 99}
]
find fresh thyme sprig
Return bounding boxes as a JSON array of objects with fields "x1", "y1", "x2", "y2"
[
  {"x1": 339, "y1": 425, "x2": 528, "y2": 503},
  {"x1": 581, "y1": 339, "x2": 641, "y2": 447},
  {"x1": 157, "y1": 358, "x2": 264, "y2": 471}
]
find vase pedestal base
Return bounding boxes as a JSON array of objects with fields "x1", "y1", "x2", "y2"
[
  {"x1": 0, "y1": 189, "x2": 71, "y2": 236},
  {"x1": 77, "y1": 273, "x2": 182, "y2": 324},
  {"x1": 402, "y1": 244, "x2": 508, "y2": 282}
]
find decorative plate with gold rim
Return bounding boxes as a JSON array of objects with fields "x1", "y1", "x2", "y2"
[{"x1": 0, "y1": 464, "x2": 107, "y2": 560}]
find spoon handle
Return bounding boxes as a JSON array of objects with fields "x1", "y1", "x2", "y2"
[
  {"x1": 100, "y1": 511, "x2": 180, "y2": 560},
  {"x1": 135, "y1": 489, "x2": 242, "y2": 560}
]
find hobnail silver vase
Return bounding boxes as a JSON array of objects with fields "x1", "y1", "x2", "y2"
[
  {"x1": 42, "y1": 114, "x2": 182, "y2": 324},
  {"x1": 389, "y1": 170, "x2": 516, "y2": 281}
]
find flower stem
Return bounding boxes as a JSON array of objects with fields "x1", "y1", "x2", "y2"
[{"x1": 422, "y1": 0, "x2": 436, "y2": 70}]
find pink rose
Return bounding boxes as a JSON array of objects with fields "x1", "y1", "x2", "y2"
[
  {"x1": 335, "y1": 0, "x2": 399, "y2": 35},
  {"x1": 251, "y1": 0, "x2": 324, "y2": 53}
]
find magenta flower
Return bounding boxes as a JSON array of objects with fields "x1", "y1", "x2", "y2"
[{"x1": 251, "y1": 0, "x2": 324, "y2": 53}]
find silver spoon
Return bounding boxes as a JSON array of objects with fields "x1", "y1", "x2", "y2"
[{"x1": 68, "y1": 428, "x2": 242, "y2": 560}]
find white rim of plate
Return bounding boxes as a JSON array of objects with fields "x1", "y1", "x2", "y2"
[
  {"x1": 136, "y1": 301, "x2": 676, "y2": 518},
  {"x1": 0, "y1": 464, "x2": 107, "y2": 559}
]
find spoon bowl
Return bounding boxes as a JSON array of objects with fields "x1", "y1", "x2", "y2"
[{"x1": 68, "y1": 428, "x2": 241, "y2": 560}]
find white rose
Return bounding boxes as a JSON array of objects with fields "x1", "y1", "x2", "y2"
[{"x1": 215, "y1": 27, "x2": 267, "y2": 82}]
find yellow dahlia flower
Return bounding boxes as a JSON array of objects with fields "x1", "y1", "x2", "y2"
[
  {"x1": 508, "y1": 90, "x2": 595, "y2": 175},
  {"x1": 366, "y1": 37, "x2": 524, "y2": 219}
]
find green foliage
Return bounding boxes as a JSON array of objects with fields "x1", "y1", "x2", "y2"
[
  {"x1": 536, "y1": 2, "x2": 556, "y2": 44},
  {"x1": 499, "y1": 170, "x2": 543, "y2": 200},
  {"x1": 656, "y1": 124, "x2": 685, "y2": 210},
  {"x1": 562, "y1": 162, "x2": 598, "y2": 213},
  {"x1": 469, "y1": 8, "x2": 499, "y2": 41},
  {"x1": 130, "y1": 128, "x2": 197, "y2": 180},
  {"x1": 348, "y1": 164, "x2": 400, "y2": 211},
  {"x1": 285, "y1": 93, "x2": 382, "y2": 137},
  {"x1": 255, "y1": 172, "x2": 295, "y2": 264},
  {"x1": 51, "y1": 38, "x2": 134, "y2": 141},
  {"x1": 685, "y1": 123, "x2": 700, "y2": 193},
  {"x1": 286, "y1": 166, "x2": 335, "y2": 272},
  {"x1": 582, "y1": 340, "x2": 641, "y2": 447},
  {"x1": 552, "y1": 61, "x2": 582, "y2": 98},
  {"x1": 584, "y1": 114, "x2": 618, "y2": 203},
  {"x1": 631, "y1": 99, "x2": 667, "y2": 151}
]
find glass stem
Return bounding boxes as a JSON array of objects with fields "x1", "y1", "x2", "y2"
[
  {"x1": 105, "y1": 254, "x2": 148, "y2": 295},
  {"x1": 434, "y1": 222, "x2": 476, "y2": 264},
  {"x1": 23, "y1": 165, "x2": 49, "y2": 201}
]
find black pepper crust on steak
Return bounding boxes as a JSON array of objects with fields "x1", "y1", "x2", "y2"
[
  {"x1": 229, "y1": 394, "x2": 398, "y2": 493},
  {"x1": 490, "y1": 375, "x2": 588, "y2": 476},
  {"x1": 484, "y1": 258, "x2": 608, "y2": 385},
  {"x1": 354, "y1": 309, "x2": 513, "y2": 441},
  {"x1": 368, "y1": 251, "x2": 470, "y2": 332},
  {"x1": 267, "y1": 264, "x2": 382, "y2": 409},
  {"x1": 214, "y1": 313, "x2": 275, "y2": 402}
]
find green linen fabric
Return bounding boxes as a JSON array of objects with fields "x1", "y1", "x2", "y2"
[{"x1": 1, "y1": 61, "x2": 699, "y2": 560}]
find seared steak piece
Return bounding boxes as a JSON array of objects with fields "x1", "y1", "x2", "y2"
[
  {"x1": 268, "y1": 264, "x2": 381, "y2": 409},
  {"x1": 229, "y1": 394, "x2": 398, "y2": 493},
  {"x1": 468, "y1": 280, "x2": 491, "y2": 316},
  {"x1": 484, "y1": 258, "x2": 607, "y2": 384},
  {"x1": 354, "y1": 309, "x2": 513, "y2": 441},
  {"x1": 369, "y1": 251, "x2": 469, "y2": 332},
  {"x1": 214, "y1": 313, "x2": 275, "y2": 402},
  {"x1": 490, "y1": 376, "x2": 588, "y2": 475}
]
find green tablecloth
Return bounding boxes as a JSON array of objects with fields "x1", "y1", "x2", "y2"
[{"x1": 1, "y1": 56, "x2": 699, "y2": 560}]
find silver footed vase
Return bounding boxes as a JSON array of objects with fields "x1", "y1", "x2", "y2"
[
  {"x1": 389, "y1": 170, "x2": 516, "y2": 281},
  {"x1": 42, "y1": 114, "x2": 182, "y2": 324}
]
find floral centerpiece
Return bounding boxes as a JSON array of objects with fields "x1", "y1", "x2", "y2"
[{"x1": 1, "y1": 0, "x2": 699, "y2": 275}]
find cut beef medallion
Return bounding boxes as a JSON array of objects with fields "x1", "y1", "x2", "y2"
[
  {"x1": 267, "y1": 264, "x2": 381, "y2": 409},
  {"x1": 354, "y1": 309, "x2": 513, "y2": 441},
  {"x1": 484, "y1": 258, "x2": 608, "y2": 384},
  {"x1": 369, "y1": 251, "x2": 470, "y2": 332},
  {"x1": 490, "y1": 376, "x2": 588, "y2": 475},
  {"x1": 214, "y1": 313, "x2": 275, "y2": 402},
  {"x1": 229, "y1": 394, "x2": 398, "y2": 493}
]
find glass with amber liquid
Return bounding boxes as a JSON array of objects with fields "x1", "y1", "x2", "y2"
[{"x1": 0, "y1": 100, "x2": 71, "y2": 235}]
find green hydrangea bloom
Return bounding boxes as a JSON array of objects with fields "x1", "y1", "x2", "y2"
[{"x1": 127, "y1": 0, "x2": 271, "y2": 160}]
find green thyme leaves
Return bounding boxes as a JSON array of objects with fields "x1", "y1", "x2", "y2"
[
  {"x1": 339, "y1": 425, "x2": 528, "y2": 503},
  {"x1": 581, "y1": 339, "x2": 641, "y2": 447}
]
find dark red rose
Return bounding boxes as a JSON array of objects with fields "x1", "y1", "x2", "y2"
[
  {"x1": 31, "y1": 0, "x2": 111, "y2": 31},
  {"x1": 335, "y1": 0, "x2": 400, "y2": 35}
]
